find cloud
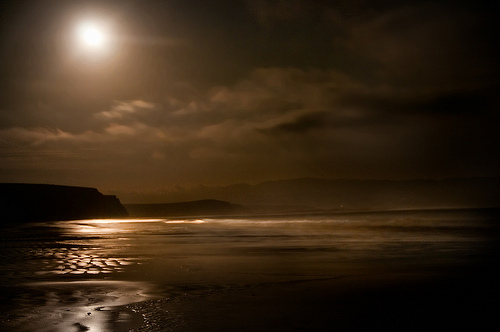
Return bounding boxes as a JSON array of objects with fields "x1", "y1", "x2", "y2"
[
  {"x1": 243, "y1": 1, "x2": 499, "y2": 91},
  {"x1": 342, "y1": 3, "x2": 499, "y2": 87},
  {"x1": 1, "y1": 64, "x2": 497, "y2": 189},
  {"x1": 95, "y1": 99, "x2": 155, "y2": 119},
  {"x1": 246, "y1": 0, "x2": 310, "y2": 25},
  {"x1": 5, "y1": 66, "x2": 490, "y2": 156},
  {"x1": 0, "y1": 127, "x2": 70, "y2": 148},
  {"x1": 131, "y1": 100, "x2": 155, "y2": 109},
  {"x1": 264, "y1": 111, "x2": 329, "y2": 134},
  {"x1": 104, "y1": 123, "x2": 139, "y2": 136},
  {"x1": 0, "y1": 68, "x2": 356, "y2": 160}
]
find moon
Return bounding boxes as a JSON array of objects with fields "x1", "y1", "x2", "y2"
[
  {"x1": 82, "y1": 26, "x2": 103, "y2": 46},
  {"x1": 77, "y1": 22, "x2": 107, "y2": 49}
]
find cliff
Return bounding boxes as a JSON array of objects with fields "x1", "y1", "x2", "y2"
[{"x1": 0, "y1": 183, "x2": 128, "y2": 224}]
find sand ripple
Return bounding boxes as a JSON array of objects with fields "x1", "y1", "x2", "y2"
[{"x1": 26, "y1": 247, "x2": 138, "y2": 276}]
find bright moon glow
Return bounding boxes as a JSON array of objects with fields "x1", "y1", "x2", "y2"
[
  {"x1": 83, "y1": 26, "x2": 103, "y2": 46},
  {"x1": 77, "y1": 22, "x2": 107, "y2": 49}
]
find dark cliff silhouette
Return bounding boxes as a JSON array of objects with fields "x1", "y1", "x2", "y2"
[
  {"x1": 125, "y1": 199, "x2": 248, "y2": 217},
  {"x1": 0, "y1": 183, "x2": 128, "y2": 224}
]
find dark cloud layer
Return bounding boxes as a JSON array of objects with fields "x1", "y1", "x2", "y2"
[{"x1": 0, "y1": 0, "x2": 498, "y2": 198}]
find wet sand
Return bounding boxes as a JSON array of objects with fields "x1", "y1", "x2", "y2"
[
  {"x1": 0, "y1": 280, "x2": 149, "y2": 331},
  {"x1": 4, "y1": 269, "x2": 495, "y2": 331},
  {"x1": 123, "y1": 268, "x2": 498, "y2": 332}
]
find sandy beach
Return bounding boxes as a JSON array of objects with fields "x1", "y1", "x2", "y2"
[{"x1": 1, "y1": 209, "x2": 499, "y2": 331}]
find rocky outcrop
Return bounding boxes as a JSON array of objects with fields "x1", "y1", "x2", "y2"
[{"x1": 0, "y1": 183, "x2": 128, "y2": 224}]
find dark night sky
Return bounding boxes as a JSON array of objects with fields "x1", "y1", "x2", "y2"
[{"x1": 0, "y1": 0, "x2": 499, "y2": 199}]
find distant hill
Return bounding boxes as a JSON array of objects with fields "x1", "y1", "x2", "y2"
[
  {"x1": 124, "y1": 199, "x2": 248, "y2": 217},
  {"x1": 239, "y1": 177, "x2": 500, "y2": 212},
  {"x1": 0, "y1": 183, "x2": 128, "y2": 224},
  {"x1": 122, "y1": 177, "x2": 500, "y2": 213}
]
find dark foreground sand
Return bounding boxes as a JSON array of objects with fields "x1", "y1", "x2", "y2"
[
  {"x1": 4, "y1": 269, "x2": 497, "y2": 331},
  {"x1": 3, "y1": 268, "x2": 497, "y2": 331},
  {"x1": 121, "y1": 269, "x2": 498, "y2": 332}
]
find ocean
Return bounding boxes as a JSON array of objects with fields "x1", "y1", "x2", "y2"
[{"x1": 0, "y1": 208, "x2": 498, "y2": 331}]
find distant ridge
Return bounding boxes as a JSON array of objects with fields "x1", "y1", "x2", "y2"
[
  {"x1": 0, "y1": 183, "x2": 128, "y2": 224},
  {"x1": 124, "y1": 199, "x2": 248, "y2": 217},
  {"x1": 244, "y1": 177, "x2": 500, "y2": 210},
  {"x1": 122, "y1": 177, "x2": 500, "y2": 213}
]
